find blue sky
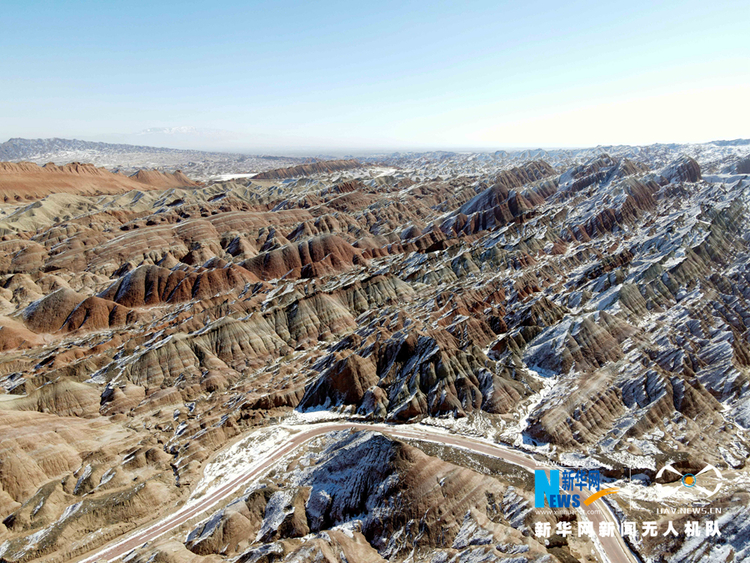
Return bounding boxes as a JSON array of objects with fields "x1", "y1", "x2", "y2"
[{"x1": 1, "y1": 0, "x2": 748, "y2": 153}]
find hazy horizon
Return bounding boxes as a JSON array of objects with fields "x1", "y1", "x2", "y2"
[
  {"x1": 11, "y1": 133, "x2": 750, "y2": 159},
  {"x1": 2, "y1": 0, "x2": 748, "y2": 153}
]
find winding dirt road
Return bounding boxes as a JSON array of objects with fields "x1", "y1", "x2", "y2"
[{"x1": 78, "y1": 422, "x2": 639, "y2": 563}]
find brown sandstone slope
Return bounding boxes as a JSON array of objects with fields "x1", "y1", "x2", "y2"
[
  {"x1": 129, "y1": 169, "x2": 201, "y2": 188},
  {"x1": 252, "y1": 159, "x2": 360, "y2": 179},
  {"x1": 0, "y1": 408, "x2": 135, "y2": 520},
  {"x1": 0, "y1": 161, "x2": 151, "y2": 201},
  {"x1": 21, "y1": 287, "x2": 139, "y2": 334},
  {"x1": 0, "y1": 161, "x2": 198, "y2": 201},
  {"x1": 0, "y1": 317, "x2": 45, "y2": 351}
]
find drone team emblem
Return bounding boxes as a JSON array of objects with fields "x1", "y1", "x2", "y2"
[{"x1": 655, "y1": 463, "x2": 724, "y2": 498}]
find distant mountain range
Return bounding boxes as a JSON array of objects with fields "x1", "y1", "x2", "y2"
[
  {"x1": 710, "y1": 138, "x2": 750, "y2": 147},
  {"x1": 0, "y1": 137, "x2": 208, "y2": 161},
  {"x1": 0, "y1": 137, "x2": 310, "y2": 180},
  {"x1": 2, "y1": 137, "x2": 749, "y2": 179}
]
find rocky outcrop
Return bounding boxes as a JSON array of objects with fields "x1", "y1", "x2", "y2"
[
  {"x1": 0, "y1": 317, "x2": 45, "y2": 350},
  {"x1": 22, "y1": 288, "x2": 85, "y2": 332},
  {"x1": 241, "y1": 234, "x2": 367, "y2": 280},
  {"x1": 129, "y1": 169, "x2": 200, "y2": 188},
  {"x1": 522, "y1": 313, "x2": 632, "y2": 375},
  {"x1": 100, "y1": 263, "x2": 259, "y2": 307},
  {"x1": 438, "y1": 161, "x2": 556, "y2": 236},
  {"x1": 60, "y1": 295, "x2": 140, "y2": 332},
  {"x1": 299, "y1": 322, "x2": 534, "y2": 421},
  {"x1": 0, "y1": 241, "x2": 48, "y2": 274},
  {"x1": 660, "y1": 155, "x2": 701, "y2": 183},
  {"x1": 0, "y1": 409, "x2": 133, "y2": 520},
  {"x1": 252, "y1": 159, "x2": 360, "y2": 179},
  {"x1": 22, "y1": 288, "x2": 138, "y2": 333},
  {"x1": 2, "y1": 378, "x2": 101, "y2": 418},
  {"x1": 735, "y1": 155, "x2": 750, "y2": 174},
  {"x1": 298, "y1": 352, "x2": 379, "y2": 408}
]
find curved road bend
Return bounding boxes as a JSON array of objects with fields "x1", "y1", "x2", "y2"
[{"x1": 78, "y1": 423, "x2": 638, "y2": 563}]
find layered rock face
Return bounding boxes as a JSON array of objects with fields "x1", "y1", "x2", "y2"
[{"x1": 0, "y1": 146, "x2": 748, "y2": 562}]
